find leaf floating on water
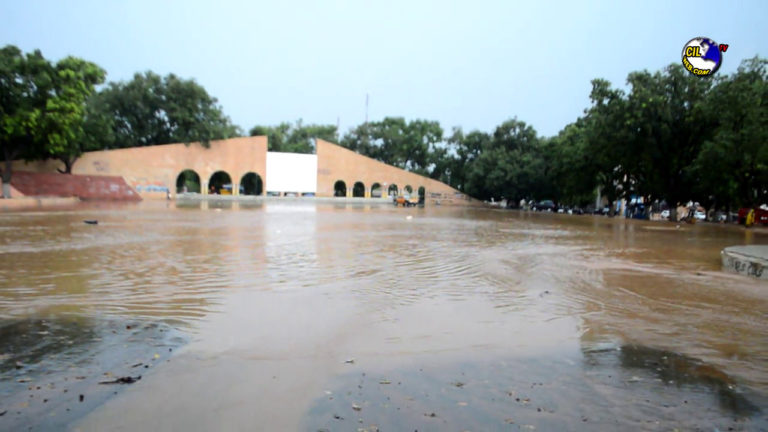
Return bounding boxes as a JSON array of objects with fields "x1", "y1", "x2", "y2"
[{"x1": 344, "y1": 358, "x2": 355, "y2": 364}]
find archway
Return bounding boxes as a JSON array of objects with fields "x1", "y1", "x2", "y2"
[
  {"x1": 240, "y1": 172, "x2": 263, "y2": 196},
  {"x1": 404, "y1": 185, "x2": 413, "y2": 196},
  {"x1": 371, "y1": 183, "x2": 382, "y2": 198},
  {"x1": 388, "y1": 184, "x2": 398, "y2": 197},
  {"x1": 209, "y1": 171, "x2": 232, "y2": 195},
  {"x1": 418, "y1": 186, "x2": 425, "y2": 204},
  {"x1": 353, "y1": 181, "x2": 365, "y2": 198},
  {"x1": 334, "y1": 180, "x2": 347, "y2": 197},
  {"x1": 176, "y1": 169, "x2": 201, "y2": 193}
]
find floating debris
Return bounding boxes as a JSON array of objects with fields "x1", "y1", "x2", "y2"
[
  {"x1": 99, "y1": 376, "x2": 141, "y2": 385},
  {"x1": 344, "y1": 358, "x2": 355, "y2": 364},
  {"x1": 83, "y1": 220, "x2": 98, "y2": 225},
  {"x1": 352, "y1": 404, "x2": 362, "y2": 411}
]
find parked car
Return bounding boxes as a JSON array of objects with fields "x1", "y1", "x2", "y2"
[
  {"x1": 660, "y1": 209, "x2": 670, "y2": 220},
  {"x1": 532, "y1": 200, "x2": 556, "y2": 212},
  {"x1": 694, "y1": 210, "x2": 706, "y2": 221}
]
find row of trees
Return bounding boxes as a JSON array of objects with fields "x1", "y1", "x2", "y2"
[
  {"x1": 330, "y1": 58, "x2": 767, "y2": 213},
  {"x1": 252, "y1": 58, "x2": 766, "y2": 213},
  {"x1": 1, "y1": 44, "x2": 765, "y2": 211},
  {"x1": 0, "y1": 45, "x2": 240, "y2": 197}
]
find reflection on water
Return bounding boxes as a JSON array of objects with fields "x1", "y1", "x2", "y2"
[
  {"x1": 613, "y1": 344, "x2": 761, "y2": 416},
  {"x1": 0, "y1": 201, "x2": 766, "y2": 430},
  {"x1": 0, "y1": 317, "x2": 184, "y2": 431},
  {"x1": 305, "y1": 348, "x2": 767, "y2": 431},
  {"x1": 0, "y1": 318, "x2": 97, "y2": 375}
]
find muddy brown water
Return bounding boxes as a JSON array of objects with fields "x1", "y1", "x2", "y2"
[{"x1": 0, "y1": 201, "x2": 766, "y2": 431}]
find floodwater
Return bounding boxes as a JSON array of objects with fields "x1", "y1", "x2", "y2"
[{"x1": 0, "y1": 200, "x2": 766, "y2": 431}]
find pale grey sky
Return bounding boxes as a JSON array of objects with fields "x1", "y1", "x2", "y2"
[{"x1": 2, "y1": 0, "x2": 765, "y2": 137}]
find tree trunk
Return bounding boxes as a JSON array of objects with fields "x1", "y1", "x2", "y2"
[
  {"x1": 57, "y1": 156, "x2": 75, "y2": 174},
  {"x1": 2, "y1": 149, "x2": 13, "y2": 199}
]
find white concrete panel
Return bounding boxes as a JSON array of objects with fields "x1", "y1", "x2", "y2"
[{"x1": 266, "y1": 152, "x2": 317, "y2": 193}]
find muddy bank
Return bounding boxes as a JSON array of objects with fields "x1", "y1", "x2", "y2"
[{"x1": 0, "y1": 317, "x2": 185, "y2": 431}]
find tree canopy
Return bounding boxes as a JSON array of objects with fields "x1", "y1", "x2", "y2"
[
  {"x1": 95, "y1": 71, "x2": 241, "y2": 149},
  {"x1": 249, "y1": 120, "x2": 337, "y2": 153}
]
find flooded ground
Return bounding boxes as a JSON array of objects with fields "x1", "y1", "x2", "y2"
[{"x1": 0, "y1": 201, "x2": 766, "y2": 430}]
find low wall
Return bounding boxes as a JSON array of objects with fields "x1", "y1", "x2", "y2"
[
  {"x1": 721, "y1": 245, "x2": 767, "y2": 280},
  {"x1": 10, "y1": 171, "x2": 141, "y2": 201}
]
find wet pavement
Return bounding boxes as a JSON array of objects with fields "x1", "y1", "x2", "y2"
[{"x1": 0, "y1": 201, "x2": 766, "y2": 430}]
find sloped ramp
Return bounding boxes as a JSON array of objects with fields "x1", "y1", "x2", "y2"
[{"x1": 10, "y1": 171, "x2": 141, "y2": 201}]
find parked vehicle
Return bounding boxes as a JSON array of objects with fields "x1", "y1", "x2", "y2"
[
  {"x1": 395, "y1": 195, "x2": 419, "y2": 207},
  {"x1": 694, "y1": 210, "x2": 706, "y2": 221},
  {"x1": 738, "y1": 207, "x2": 768, "y2": 225},
  {"x1": 660, "y1": 209, "x2": 670, "y2": 220},
  {"x1": 532, "y1": 200, "x2": 556, "y2": 212}
]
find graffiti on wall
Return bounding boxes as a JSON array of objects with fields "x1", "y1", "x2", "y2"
[{"x1": 133, "y1": 179, "x2": 169, "y2": 193}]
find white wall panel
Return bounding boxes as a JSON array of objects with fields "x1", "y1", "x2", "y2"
[{"x1": 266, "y1": 152, "x2": 317, "y2": 193}]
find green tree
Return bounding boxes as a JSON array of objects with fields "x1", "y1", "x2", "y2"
[
  {"x1": 0, "y1": 46, "x2": 57, "y2": 198},
  {"x1": 694, "y1": 57, "x2": 768, "y2": 209},
  {"x1": 462, "y1": 118, "x2": 546, "y2": 202},
  {"x1": 340, "y1": 117, "x2": 443, "y2": 174},
  {"x1": 42, "y1": 56, "x2": 106, "y2": 173},
  {"x1": 544, "y1": 119, "x2": 598, "y2": 206},
  {"x1": 445, "y1": 127, "x2": 488, "y2": 192},
  {"x1": 582, "y1": 67, "x2": 715, "y2": 218},
  {"x1": 249, "y1": 120, "x2": 338, "y2": 153},
  {"x1": 96, "y1": 71, "x2": 240, "y2": 148}
]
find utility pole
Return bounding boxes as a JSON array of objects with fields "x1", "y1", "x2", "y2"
[{"x1": 365, "y1": 93, "x2": 369, "y2": 126}]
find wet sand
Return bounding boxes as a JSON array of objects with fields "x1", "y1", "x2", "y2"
[{"x1": 0, "y1": 202, "x2": 766, "y2": 430}]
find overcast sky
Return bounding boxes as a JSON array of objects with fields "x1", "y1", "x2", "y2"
[{"x1": 2, "y1": 0, "x2": 766, "y2": 138}]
